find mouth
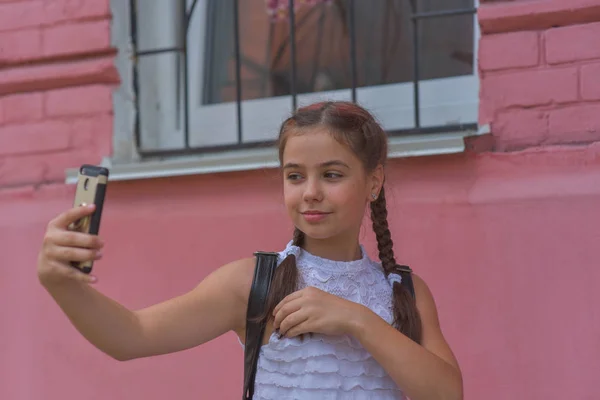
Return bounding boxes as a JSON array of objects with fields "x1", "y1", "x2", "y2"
[{"x1": 300, "y1": 210, "x2": 332, "y2": 223}]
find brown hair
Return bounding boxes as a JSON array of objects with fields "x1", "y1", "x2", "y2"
[{"x1": 262, "y1": 101, "x2": 422, "y2": 343}]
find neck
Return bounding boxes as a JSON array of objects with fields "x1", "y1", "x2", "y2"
[{"x1": 301, "y1": 233, "x2": 362, "y2": 262}]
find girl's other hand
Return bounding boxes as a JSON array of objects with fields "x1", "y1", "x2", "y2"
[{"x1": 272, "y1": 286, "x2": 364, "y2": 338}]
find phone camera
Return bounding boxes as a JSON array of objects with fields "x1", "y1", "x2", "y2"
[{"x1": 84, "y1": 178, "x2": 89, "y2": 190}]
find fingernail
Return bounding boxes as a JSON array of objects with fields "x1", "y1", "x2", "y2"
[
  {"x1": 96, "y1": 252, "x2": 103, "y2": 259},
  {"x1": 87, "y1": 204, "x2": 95, "y2": 209},
  {"x1": 89, "y1": 275, "x2": 98, "y2": 283}
]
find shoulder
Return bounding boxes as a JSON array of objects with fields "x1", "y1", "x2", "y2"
[
  {"x1": 217, "y1": 253, "x2": 282, "y2": 305},
  {"x1": 215, "y1": 256, "x2": 257, "y2": 302},
  {"x1": 191, "y1": 256, "x2": 256, "y2": 334},
  {"x1": 411, "y1": 273, "x2": 430, "y2": 297},
  {"x1": 214, "y1": 253, "x2": 285, "y2": 334},
  {"x1": 411, "y1": 273, "x2": 438, "y2": 318},
  {"x1": 410, "y1": 273, "x2": 449, "y2": 344}
]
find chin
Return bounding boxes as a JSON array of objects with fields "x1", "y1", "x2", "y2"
[
  {"x1": 303, "y1": 231, "x2": 334, "y2": 241},
  {"x1": 296, "y1": 224, "x2": 339, "y2": 241}
]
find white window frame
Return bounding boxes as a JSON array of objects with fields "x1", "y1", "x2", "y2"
[
  {"x1": 67, "y1": 0, "x2": 483, "y2": 183},
  {"x1": 185, "y1": 0, "x2": 480, "y2": 147}
]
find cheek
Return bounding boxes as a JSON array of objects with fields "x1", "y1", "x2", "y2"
[
  {"x1": 283, "y1": 184, "x2": 300, "y2": 209},
  {"x1": 330, "y1": 183, "x2": 367, "y2": 213}
]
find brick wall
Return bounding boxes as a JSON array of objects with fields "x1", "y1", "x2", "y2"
[
  {"x1": 5, "y1": 0, "x2": 598, "y2": 188},
  {"x1": 0, "y1": 0, "x2": 118, "y2": 189},
  {"x1": 478, "y1": 0, "x2": 600, "y2": 151}
]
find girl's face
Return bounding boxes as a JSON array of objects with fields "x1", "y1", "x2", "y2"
[{"x1": 281, "y1": 129, "x2": 382, "y2": 242}]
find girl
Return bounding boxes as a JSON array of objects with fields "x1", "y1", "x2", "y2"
[{"x1": 37, "y1": 101, "x2": 462, "y2": 399}]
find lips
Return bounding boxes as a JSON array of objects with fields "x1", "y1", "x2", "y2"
[{"x1": 300, "y1": 210, "x2": 331, "y2": 223}]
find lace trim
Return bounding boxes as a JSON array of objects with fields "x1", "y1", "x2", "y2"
[
  {"x1": 278, "y1": 241, "x2": 376, "y2": 274},
  {"x1": 277, "y1": 240, "x2": 302, "y2": 264},
  {"x1": 254, "y1": 387, "x2": 404, "y2": 400},
  {"x1": 254, "y1": 372, "x2": 401, "y2": 391},
  {"x1": 261, "y1": 334, "x2": 369, "y2": 362},
  {"x1": 259, "y1": 356, "x2": 389, "y2": 378},
  {"x1": 255, "y1": 333, "x2": 401, "y2": 392}
]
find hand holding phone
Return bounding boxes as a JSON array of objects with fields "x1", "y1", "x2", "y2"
[
  {"x1": 37, "y1": 165, "x2": 109, "y2": 286},
  {"x1": 68, "y1": 165, "x2": 109, "y2": 274}
]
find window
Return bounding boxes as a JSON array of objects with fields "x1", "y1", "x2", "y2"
[{"x1": 105, "y1": 0, "x2": 479, "y2": 179}]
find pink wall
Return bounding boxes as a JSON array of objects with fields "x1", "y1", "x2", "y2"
[
  {"x1": 1, "y1": 0, "x2": 600, "y2": 399},
  {"x1": 477, "y1": 0, "x2": 600, "y2": 151}
]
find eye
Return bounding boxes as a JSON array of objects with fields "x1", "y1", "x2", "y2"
[
  {"x1": 286, "y1": 173, "x2": 303, "y2": 181},
  {"x1": 324, "y1": 171, "x2": 343, "y2": 179}
]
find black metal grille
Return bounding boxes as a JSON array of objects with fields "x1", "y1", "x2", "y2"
[{"x1": 130, "y1": 0, "x2": 478, "y2": 159}]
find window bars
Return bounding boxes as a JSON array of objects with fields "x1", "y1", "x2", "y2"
[{"x1": 129, "y1": 0, "x2": 478, "y2": 158}]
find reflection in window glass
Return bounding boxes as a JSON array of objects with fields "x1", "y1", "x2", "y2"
[{"x1": 201, "y1": 0, "x2": 474, "y2": 105}]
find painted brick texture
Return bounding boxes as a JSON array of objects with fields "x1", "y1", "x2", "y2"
[
  {"x1": 0, "y1": 0, "x2": 118, "y2": 189},
  {"x1": 0, "y1": 0, "x2": 110, "y2": 34},
  {"x1": 545, "y1": 22, "x2": 600, "y2": 65},
  {"x1": 479, "y1": 0, "x2": 600, "y2": 151}
]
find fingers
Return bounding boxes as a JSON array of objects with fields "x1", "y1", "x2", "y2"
[
  {"x1": 273, "y1": 290, "x2": 303, "y2": 317},
  {"x1": 46, "y1": 245, "x2": 102, "y2": 263},
  {"x1": 52, "y1": 230, "x2": 104, "y2": 250},
  {"x1": 283, "y1": 322, "x2": 310, "y2": 339},
  {"x1": 42, "y1": 226, "x2": 103, "y2": 264},
  {"x1": 273, "y1": 299, "x2": 302, "y2": 329},
  {"x1": 278, "y1": 310, "x2": 309, "y2": 338},
  {"x1": 38, "y1": 205, "x2": 103, "y2": 286},
  {"x1": 40, "y1": 260, "x2": 98, "y2": 285},
  {"x1": 62, "y1": 262, "x2": 98, "y2": 284},
  {"x1": 42, "y1": 206, "x2": 104, "y2": 262},
  {"x1": 49, "y1": 204, "x2": 96, "y2": 230}
]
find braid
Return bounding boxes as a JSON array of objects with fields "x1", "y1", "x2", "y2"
[
  {"x1": 370, "y1": 187, "x2": 396, "y2": 272},
  {"x1": 255, "y1": 229, "x2": 303, "y2": 326},
  {"x1": 292, "y1": 228, "x2": 305, "y2": 247},
  {"x1": 370, "y1": 186, "x2": 422, "y2": 343}
]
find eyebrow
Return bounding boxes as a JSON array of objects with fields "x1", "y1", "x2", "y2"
[{"x1": 283, "y1": 160, "x2": 350, "y2": 170}]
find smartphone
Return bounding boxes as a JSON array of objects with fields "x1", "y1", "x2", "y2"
[{"x1": 68, "y1": 164, "x2": 109, "y2": 274}]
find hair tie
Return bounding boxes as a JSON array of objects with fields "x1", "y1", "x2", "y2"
[{"x1": 387, "y1": 273, "x2": 402, "y2": 287}]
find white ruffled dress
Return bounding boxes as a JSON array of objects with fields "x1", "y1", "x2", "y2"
[{"x1": 246, "y1": 241, "x2": 406, "y2": 400}]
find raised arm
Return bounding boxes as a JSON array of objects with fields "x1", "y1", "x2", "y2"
[
  {"x1": 38, "y1": 204, "x2": 255, "y2": 361},
  {"x1": 127, "y1": 255, "x2": 256, "y2": 359}
]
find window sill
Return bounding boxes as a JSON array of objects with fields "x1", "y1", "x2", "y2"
[{"x1": 65, "y1": 127, "x2": 484, "y2": 184}]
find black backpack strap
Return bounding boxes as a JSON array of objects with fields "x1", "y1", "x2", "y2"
[
  {"x1": 396, "y1": 265, "x2": 416, "y2": 299},
  {"x1": 243, "y1": 251, "x2": 278, "y2": 400}
]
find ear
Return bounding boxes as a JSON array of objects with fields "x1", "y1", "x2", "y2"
[{"x1": 367, "y1": 164, "x2": 385, "y2": 202}]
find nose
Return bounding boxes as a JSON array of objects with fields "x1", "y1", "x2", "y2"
[{"x1": 302, "y1": 177, "x2": 323, "y2": 203}]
